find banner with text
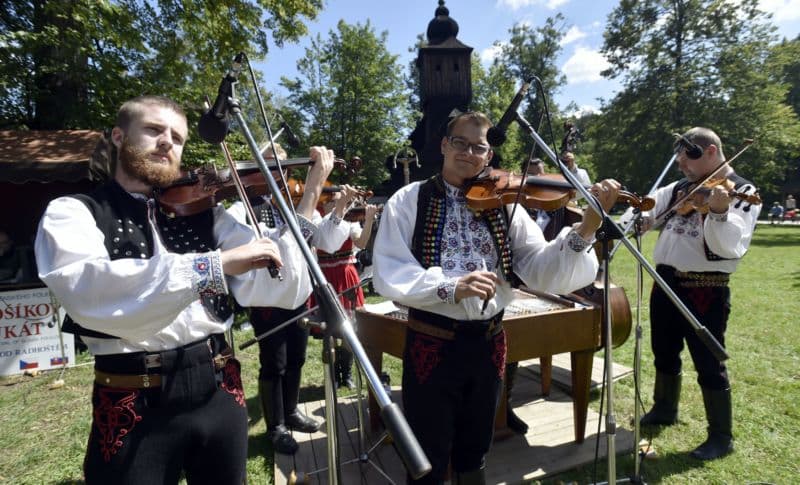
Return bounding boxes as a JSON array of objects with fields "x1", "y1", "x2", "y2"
[{"x1": 0, "y1": 287, "x2": 74, "y2": 377}]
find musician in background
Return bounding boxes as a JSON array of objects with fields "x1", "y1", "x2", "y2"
[
  {"x1": 35, "y1": 95, "x2": 334, "y2": 482},
  {"x1": 310, "y1": 189, "x2": 379, "y2": 388},
  {"x1": 373, "y1": 111, "x2": 621, "y2": 484},
  {"x1": 0, "y1": 230, "x2": 22, "y2": 283},
  {"x1": 227, "y1": 143, "x2": 350, "y2": 455},
  {"x1": 498, "y1": 157, "x2": 587, "y2": 435},
  {"x1": 562, "y1": 151, "x2": 592, "y2": 188},
  {"x1": 634, "y1": 127, "x2": 760, "y2": 460}
]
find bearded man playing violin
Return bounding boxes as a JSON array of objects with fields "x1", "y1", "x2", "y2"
[
  {"x1": 372, "y1": 111, "x2": 622, "y2": 485},
  {"x1": 35, "y1": 95, "x2": 337, "y2": 484},
  {"x1": 632, "y1": 127, "x2": 761, "y2": 461}
]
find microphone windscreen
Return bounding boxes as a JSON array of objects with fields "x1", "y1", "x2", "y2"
[
  {"x1": 486, "y1": 126, "x2": 507, "y2": 147},
  {"x1": 198, "y1": 112, "x2": 229, "y2": 144}
]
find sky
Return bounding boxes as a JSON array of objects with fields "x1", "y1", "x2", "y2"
[{"x1": 256, "y1": 0, "x2": 800, "y2": 116}]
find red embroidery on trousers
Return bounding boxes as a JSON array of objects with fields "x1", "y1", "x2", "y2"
[
  {"x1": 492, "y1": 331, "x2": 507, "y2": 379},
  {"x1": 93, "y1": 388, "x2": 142, "y2": 462},
  {"x1": 687, "y1": 288, "x2": 714, "y2": 316},
  {"x1": 410, "y1": 333, "x2": 443, "y2": 384},
  {"x1": 221, "y1": 359, "x2": 246, "y2": 407}
]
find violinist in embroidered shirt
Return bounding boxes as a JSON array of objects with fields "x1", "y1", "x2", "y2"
[
  {"x1": 372, "y1": 111, "x2": 622, "y2": 485},
  {"x1": 34, "y1": 95, "x2": 335, "y2": 484},
  {"x1": 628, "y1": 127, "x2": 761, "y2": 461},
  {"x1": 226, "y1": 142, "x2": 350, "y2": 455}
]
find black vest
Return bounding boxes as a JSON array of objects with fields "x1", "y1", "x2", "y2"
[
  {"x1": 62, "y1": 180, "x2": 232, "y2": 339},
  {"x1": 411, "y1": 175, "x2": 520, "y2": 286}
]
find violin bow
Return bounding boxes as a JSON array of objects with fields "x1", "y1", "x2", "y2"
[
  {"x1": 652, "y1": 138, "x2": 754, "y2": 229},
  {"x1": 241, "y1": 52, "x2": 300, "y2": 221},
  {"x1": 477, "y1": 140, "x2": 537, "y2": 315},
  {"x1": 204, "y1": 97, "x2": 282, "y2": 280}
]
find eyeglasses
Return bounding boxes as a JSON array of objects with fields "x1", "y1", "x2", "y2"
[{"x1": 447, "y1": 136, "x2": 491, "y2": 156}]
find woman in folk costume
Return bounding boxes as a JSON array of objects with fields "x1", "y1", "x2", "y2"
[{"x1": 311, "y1": 186, "x2": 379, "y2": 388}]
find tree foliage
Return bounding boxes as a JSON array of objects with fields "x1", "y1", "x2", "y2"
[
  {"x1": 280, "y1": 20, "x2": 411, "y2": 188},
  {"x1": 0, "y1": 0, "x2": 321, "y2": 165},
  {"x1": 470, "y1": 54, "x2": 524, "y2": 169},
  {"x1": 590, "y1": 0, "x2": 800, "y2": 200},
  {"x1": 497, "y1": 16, "x2": 569, "y2": 166}
]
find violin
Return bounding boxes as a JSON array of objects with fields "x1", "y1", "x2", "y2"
[
  {"x1": 344, "y1": 204, "x2": 382, "y2": 222},
  {"x1": 464, "y1": 169, "x2": 655, "y2": 213},
  {"x1": 284, "y1": 178, "x2": 344, "y2": 205},
  {"x1": 157, "y1": 157, "x2": 359, "y2": 218},
  {"x1": 675, "y1": 177, "x2": 762, "y2": 216}
]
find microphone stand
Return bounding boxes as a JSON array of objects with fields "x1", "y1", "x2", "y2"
[
  {"x1": 223, "y1": 95, "x2": 431, "y2": 484},
  {"x1": 514, "y1": 112, "x2": 727, "y2": 485},
  {"x1": 608, "y1": 153, "x2": 676, "y2": 260}
]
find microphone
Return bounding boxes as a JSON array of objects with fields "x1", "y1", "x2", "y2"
[
  {"x1": 198, "y1": 53, "x2": 245, "y2": 144},
  {"x1": 675, "y1": 134, "x2": 703, "y2": 160},
  {"x1": 279, "y1": 119, "x2": 301, "y2": 149},
  {"x1": 486, "y1": 76, "x2": 535, "y2": 146}
]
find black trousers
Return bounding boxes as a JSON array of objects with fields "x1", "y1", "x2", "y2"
[
  {"x1": 402, "y1": 327, "x2": 507, "y2": 484},
  {"x1": 650, "y1": 265, "x2": 731, "y2": 390},
  {"x1": 250, "y1": 305, "x2": 309, "y2": 381},
  {"x1": 84, "y1": 337, "x2": 248, "y2": 484}
]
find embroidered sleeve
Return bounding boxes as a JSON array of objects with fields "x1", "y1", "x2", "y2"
[
  {"x1": 565, "y1": 229, "x2": 593, "y2": 253},
  {"x1": 329, "y1": 212, "x2": 343, "y2": 226},
  {"x1": 191, "y1": 250, "x2": 228, "y2": 296},
  {"x1": 436, "y1": 279, "x2": 457, "y2": 304},
  {"x1": 707, "y1": 209, "x2": 729, "y2": 223},
  {"x1": 295, "y1": 214, "x2": 318, "y2": 241}
]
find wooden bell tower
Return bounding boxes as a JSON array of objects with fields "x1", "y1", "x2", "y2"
[
  {"x1": 368, "y1": 0, "x2": 474, "y2": 192},
  {"x1": 410, "y1": 1, "x2": 473, "y2": 182}
]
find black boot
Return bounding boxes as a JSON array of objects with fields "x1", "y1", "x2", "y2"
[
  {"x1": 641, "y1": 371, "x2": 681, "y2": 426},
  {"x1": 690, "y1": 387, "x2": 733, "y2": 460},
  {"x1": 259, "y1": 379, "x2": 299, "y2": 455},
  {"x1": 454, "y1": 467, "x2": 486, "y2": 485},
  {"x1": 505, "y1": 362, "x2": 528, "y2": 434},
  {"x1": 335, "y1": 347, "x2": 354, "y2": 389},
  {"x1": 283, "y1": 368, "x2": 321, "y2": 433}
]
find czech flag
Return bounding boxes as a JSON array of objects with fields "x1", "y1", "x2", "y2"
[
  {"x1": 50, "y1": 356, "x2": 68, "y2": 366},
  {"x1": 19, "y1": 360, "x2": 38, "y2": 370}
]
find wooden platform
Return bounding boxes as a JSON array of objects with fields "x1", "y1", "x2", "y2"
[{"x1": 275, "y1": 355, "x2": 634, "y2": 484}]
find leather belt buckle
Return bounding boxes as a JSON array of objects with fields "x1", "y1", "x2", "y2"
[
  {"x1": 95, "y1": 369, "x2": 162, "y2": 389},
  {"x1": 213, "y1": 348, "x2": 233, "y2": 371},
  {"x1": 144, "y1": 354, "x2": 162, "y2": 369}
]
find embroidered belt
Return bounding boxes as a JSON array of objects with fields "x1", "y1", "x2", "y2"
[
  {"x1": 407, "y1": 308, "x2": 504, "y2": 341},
  {"x1": 93, "y1": 334, "x2": 232, "y2": 389},
  {"x1": 658, "y1": 265, "x2": 731, "y2": 288},
  {"x1": 318, "y1": 249, "x2": 354, "y2": 261}
]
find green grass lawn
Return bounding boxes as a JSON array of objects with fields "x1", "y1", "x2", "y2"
[{"x1": 1, "y1": 225, "x2": 798, "y2": 484}]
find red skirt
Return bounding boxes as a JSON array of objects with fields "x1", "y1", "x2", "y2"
[{"x1": 309, "y1": 261, "x2": 364, "y2": 311}]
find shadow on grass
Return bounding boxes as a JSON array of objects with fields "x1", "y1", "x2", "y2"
[
  {"x1": 634, "y1": 450, "x2": 710, "y2": 483},
  {"x1": 53, "y1": 481, "x2": 85, "y2": 485},
  {"x1": 247, "y1": 430, "x2": 272, "y2": 460},
  {"x1": 751, "y1": 228, "x2": 800, "y2": 247}
]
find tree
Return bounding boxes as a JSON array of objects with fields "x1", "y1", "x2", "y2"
[
  {"x1": 0, "y1": 0, "x2": 322, "y2": 136},
  {"x1": 470, "y1": 54, "x2": 524, "y2": 169},
  {"x1": 280, "y1": 20, "x2": 411, "y2": 188},
  {"x1": 498, "y1": 17, "x2": 569, "y2": 163},
  {"x1": 590, "y1": 0, "x2": 800, "y2": 196}
]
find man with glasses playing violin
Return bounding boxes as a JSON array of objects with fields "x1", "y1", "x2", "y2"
[
  {"x1": 633, "y1": 127, "x2": 761, "y2": 460},
  {"x1": 34, "y1": 95, "x2": 337, "y2": 483},
  {"x1": 373, "y1": 111, "x2": 622, "y2": 484}
]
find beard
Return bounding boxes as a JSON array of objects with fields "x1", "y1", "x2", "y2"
[{"x1": 118, "y1": 138, "x2": 180, "y2": 188}]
